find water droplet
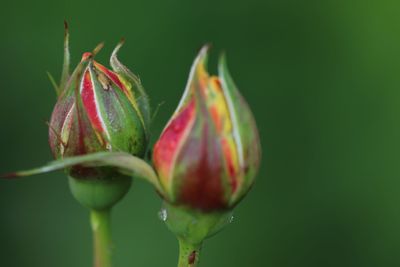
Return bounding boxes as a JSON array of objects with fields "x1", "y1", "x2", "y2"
[
  {"x1": 158, "y1": 208, "x2": 168, "y2": 222},
  {"x1": 229, "y1": 215, "x2": 234, "y2": 224},
  {"x1": 106, "y1": 143, "x2": 112, "y2": 151}
]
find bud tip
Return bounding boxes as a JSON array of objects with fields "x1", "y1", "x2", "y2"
[
  {"x1": 63, "y1": 20, "x2": 69, "y2": 31},
  {"x1": 92, "y1": 42, "x2": 105, "y2": 56},
  {"x1": 81, "y1": 52, "x2": 92, "y2": 62},
  {"x1": 198, "y1": 43, "x2": 211, "y2": 58}
]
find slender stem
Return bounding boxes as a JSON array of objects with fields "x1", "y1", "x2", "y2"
[
  {"x1": 91, "y1": 209, "x2": 113, "y2": 267},
  {"x1": 177, "y1": 238, "x2": 202, "y2": 267}
]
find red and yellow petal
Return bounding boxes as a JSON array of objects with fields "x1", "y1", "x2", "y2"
[{"x1": 206, "y1": 76, "x2": 240, "y2": 193}]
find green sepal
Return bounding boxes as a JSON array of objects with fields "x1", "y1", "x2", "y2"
[
  {"x1": 218, "y1": 54, "x2": 262, "y2": 205},
  {"x1": 88, "y1": 63, "x2": 147, "y2": 156},
  {"x1": 59, "y1": 20, "x2": 70, "y2": 95},
  {"x1": 163, "y1": 201, "x2": 233, "y2": 246},
  {"x1": 110, "y1": 40, "x2": 151, "y2": 138},
  {"x1": 69, "y1": 175, "x2": 131, "y2": 210},
  {"x1": 47, "y1": 71, "x2": 60, "y2": 95}
]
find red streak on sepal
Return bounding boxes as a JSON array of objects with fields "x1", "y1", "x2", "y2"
[
  {"x1": 153, "y1": 100, "x2": 196, "y2": 191},
  {"x1": 80, "y1": 69, "x2": 104, "y2": 134},
  {"x1": 93, "y1": 62, "x2": 131, "y2": 97}
]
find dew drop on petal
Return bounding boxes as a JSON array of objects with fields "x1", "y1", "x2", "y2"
[{"x1": 229, "y1": 215, "x2": 234, "y2": 224}]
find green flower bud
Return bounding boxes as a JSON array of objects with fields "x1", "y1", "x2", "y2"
[
  {"x1": 47, "y1": 25, "x2": 150, "y2": 210},
  {"x1": 49, "y1": 46, "x2": 150, "y2": 181}
]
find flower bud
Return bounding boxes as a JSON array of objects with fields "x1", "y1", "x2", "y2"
[
  {"x1": 153, "y1": 46, "x2": 261, "y2": 212},
  {"x1": 49, "y1": 41, "x2": 150, "y2": 180},
  {"x1": 1, "y1": 25, "x2": 154, "y2": 211}
]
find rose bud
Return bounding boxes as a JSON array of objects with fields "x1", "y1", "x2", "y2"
[
  {"x1": 153, "y1": 46, "x2": 261, "y2": 212},
  {"x1": 1, "y1": 23, "x2": 153, "y2": 267},
  {"x1": 2, "y1": 25, "x2": 155, "y2": 210},
  {"x1": 151, "y1": 46, "x2": 261, "y2": 266},
  {"x1": 49, "y1": 45, "x2": 150, "y2": 181},
  {"x1": 44, "y1": 28, "x2": 151, "y2": 212}
]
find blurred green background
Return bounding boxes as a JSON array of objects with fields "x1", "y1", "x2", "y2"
[{"x1": 1, "y1": 0, "x2": 400, "y2": 266}]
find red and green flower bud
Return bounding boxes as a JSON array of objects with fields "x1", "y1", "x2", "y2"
[
  {"x1": 49, "y1": 42, "x2": 150, "y2": 181},
  {"x1": 153, "y1": 46, "x2": 261, "y2": 212}
]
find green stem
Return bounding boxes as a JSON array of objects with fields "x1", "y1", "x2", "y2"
[
  {"x1": 177, "y1": 238, "x2": 202, "y2": 267},
  {"x1": 91, "y1": 209, "x2": 113, "y2": 267}
]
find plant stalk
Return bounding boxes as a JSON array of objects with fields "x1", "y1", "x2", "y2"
[
  {"x1": 91, "y1": 209, "x2": 113, "y2": 267},
  {"x1": 177, "y1": 238, "x2": 202, "y2": 267}
]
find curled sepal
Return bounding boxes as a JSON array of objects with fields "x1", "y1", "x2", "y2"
[
  {"x1": 3, "y1": 152, "x2": 163, "y2": 193},
  {"x1": 110, "y1": 40, "x2": 151, "y2": 137}
]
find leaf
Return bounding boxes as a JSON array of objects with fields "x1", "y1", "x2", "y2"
[{"x1": 2, "y1": 152, "x2": 164, "y2": 194}]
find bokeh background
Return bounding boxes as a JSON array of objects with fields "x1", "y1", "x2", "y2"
[{"x1": 1, "y1": 0, "x2": 400, "y2": 266}]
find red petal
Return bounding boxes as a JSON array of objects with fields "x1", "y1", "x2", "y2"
[{"x1": 176, "y1": 122, "x2": 227, "y2": 211}]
